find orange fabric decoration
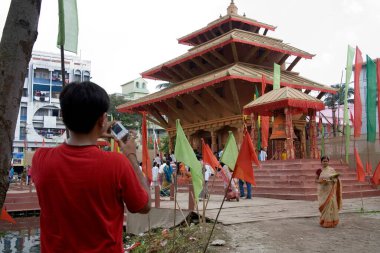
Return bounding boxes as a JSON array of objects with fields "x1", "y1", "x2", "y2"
[
  {"x1": 354, "y1": 148, "x2": 365, "y2": 182},
  {"x1": 232, "y1": 131, "x2": 259, "y2": 186},
  {"x1": 0, "y1": 208, "x2": 16, "y2": 224},
  {"x1": 201, "y1": 139, "x2": 221, "y2": 172},
  {"x1": 141, "y1": 112, "x2": 152, "y2": 182},
  {"x1": 371, "y1": 162, "x2": 380, "y2": 185}
]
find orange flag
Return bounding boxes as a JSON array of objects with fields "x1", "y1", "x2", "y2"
[
  {"x1": 366, "y1": 161, "x2": 373, "y2": 176},
  {"x1": 354, "y1": 148, "x2": 365, "y2": 182},
  {"x1": 354, "y1": 46, "x2": 363, "y2": 138},
  {"x1": 261, "y1": 74, "x2": 267, "y2": 95},
  {"x1": 371, "y1": 162, "x2": 380, "y2": 185},
  {"x1": 141, "y1": 112, "x2": 152, "y2": 182},
  {"x1": 0, "y1": 208, "x2": 16, "y2": 224},
  {"x1": 232, "y1": 131, "x2": 259, "y2": 186},
  {"x1": 201, "y1": 139, "x2": 221, "y2": 172}
]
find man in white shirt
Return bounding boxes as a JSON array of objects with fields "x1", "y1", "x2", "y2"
[
  {"x1": 154, "y1": 154, "x2": 162, "y2": 166},
  {"x1": 259, "y1": 147, "x2": 267, "y2": 161},
  {"x1": 199, "y1": 162, "x2": 213, "y2": 200},
  {"x1": 151, "y1": 162, "x2": 159, "y2": 187}
]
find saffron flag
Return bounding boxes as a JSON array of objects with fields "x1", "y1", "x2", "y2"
[
  {"x1": 273, "y1": 63, "x2": 281, "y2": 90},
  {"x1": 354, "y1": 46, "x2": 363, "y2": 138},
  {"x1": 354, "y1": 148, "x2": 365, "y2": 182},
  {"x1": 201, "y1": 138, "x2": 221, "y2": 172},
  {"x1": 174, "y1": 120, "x2": 203, "y2": 202},
  {"x1": 366, "y1": 162, "x2": 372, "y2": 176},
  {"x1": 232, "y1": 131, "x2": 258, "y2": 185},
  {"x1": 220, "y1": 131, "x2": 239, "y2": 171},
  {"x1": 371, "y1": 162, "x2": 380, "y2": 185},
  {"x1": 376, "y1": 59, "x2": 380, "y2": 142},
  {"x1": 0, "y1": 208, "x2": 16, "y2": 224},
  {"x1": 141, "y1": 113, "x2": 152, "y2": 182},
  {"x1": 344, "y1": 45, "x2": 355, "y2": 163},
  {"x1": 366, "y1": 56, "x2": 378, "y2": 143},
  {"x1": 57, "y1": 0, "x2": 79, "y2": 53},
  {"x1": 261, "y1": 116, "x2": 270, "y2": 148}
]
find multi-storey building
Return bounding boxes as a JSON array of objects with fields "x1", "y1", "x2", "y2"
[{"x1": 13, "y1": 51, "x2": 91, "y2": 157}]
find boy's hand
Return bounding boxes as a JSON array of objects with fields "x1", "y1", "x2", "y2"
[{"x1": 101, "y1": 120, "x2": 115, "y2": 139}]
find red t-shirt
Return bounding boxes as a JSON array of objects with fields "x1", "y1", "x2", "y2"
[{"x1": 32, "y1": 143, "x2": 149, "y2": 253}]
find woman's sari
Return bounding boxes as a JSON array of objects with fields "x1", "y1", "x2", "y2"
[{"x1": 317, "y1": 166, "x2": 343, "y2": 228}]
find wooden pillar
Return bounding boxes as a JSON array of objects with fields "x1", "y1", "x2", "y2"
[
  {"x1": 188, "y1": 184, "x2": 194, "y2": 210},
  {"x1": 301, "y1": 128, "x2": 306, "y2": 159},
  {"x1": 250, "y1": 113, "x2": 257, "y2": 149},
  {"x1": 168, "y1": 132, "x2": 174, "y2": 153},
  {"x1": 154, "y1": 185, "x2": 160, "y2": 208},
  {"x1": 284, "y1": 108, "x2": 295, "y2": 159},
  {"x1": 211, "y1": 130, "x2": 217, "y2": 152},
  {"x1": 309, "y1": 110, "x2": 319, "y2": 159}
]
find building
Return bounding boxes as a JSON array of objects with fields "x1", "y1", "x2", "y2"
[
  {"x1": 120, "y1": 77, "x2": 150, "y2": 100},
  {"x1": 12, "y1": 51, "x2": 91, "y2": 157},
  {"x1": 117, "y1": 1, "x2": 336, "y2": 157}
]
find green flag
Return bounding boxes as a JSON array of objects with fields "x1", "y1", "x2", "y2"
[
  {"x1": 57, "y1": 0, "x2": 79, "y2": 53},
  {"x1": 343, "y1": 45, "x2": 355, "y2": 163},
  {"x1": 343, "y1": 45, "x2": 355, "y2": 125},
  {"x1": 273, "y1": 63, "x2": 281, "y2": 90},
  {"x1": 220, "y1": 131, "x2": 238, "y2": 170},
  {"x1": 255, "y1": 86, "x2": 261, "y2": 150},
  {"x1": 366, "y1": 55, "x2": 378, "y2": 143},
  {"x1": 174, "y1": 120, "x2": 203, "y2": 202}
]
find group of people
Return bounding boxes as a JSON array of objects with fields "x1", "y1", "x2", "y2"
[{"x1": 151, "y1": 153, "x2": 177, "y2": 197}]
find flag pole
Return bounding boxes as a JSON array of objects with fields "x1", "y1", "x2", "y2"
[
  {"x1": 60, "y1": 45, "x2": 70, "y2": 139},
  {"x1": 203, "y1": 174, "x2": 233, "y2": 253},
  {"x1": 172, "y1": 171, "x2": 178, "y2": 250}
]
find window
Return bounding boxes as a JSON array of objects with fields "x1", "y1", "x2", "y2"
[
  {"x1": 20, "y1": 107, "x2": 27, "y2": 121},
  {"x1": 142, "y1": 83, "x2": 146, "y2": 89},
  {"x1": 83, "y1": 71, "x2": 90, "y2": 81},
  {"x1": 22, "y1": 88, "x2": 28, "y2": 97},
  {"x1": 136, "y1": 82, "x2": 140, "y2": 88},
  {"x1": 34, "y1": 68, "x2": 50, "y2": 79},
  {"x1": 19, "y1": 127, "x2": 26, "y2": 140}
]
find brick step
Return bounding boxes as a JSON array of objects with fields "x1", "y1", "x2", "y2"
[
  {"x1": 254, "y1": 170, "x2": 356, "y2": 176},
  {"x1": 260, "y1": 164, "x2": 352, "y2": 170},
  {"x1": 246, "y1": 189, "x2": 380, "y2": 201},
  {"x1": 3, "y1": 192, "x2": 40, "y2": 212}
]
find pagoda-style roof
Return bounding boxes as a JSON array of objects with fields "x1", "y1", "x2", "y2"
[
  {"x1": 178, "y1": 14, "x2": 276, "y2": 46},
  {"x1": 243, "y1": 87, "x2": 325, "y2": 116},
  {"x1": 142, "y1": 29, "x2": 315, "y2": 83},
  {"x1": 118, "y1": 63, "x2": 334, "y2": 113}
]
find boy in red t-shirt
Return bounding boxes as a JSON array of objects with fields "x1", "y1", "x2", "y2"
[{"x1": 32, "y1": 81, "x2": 151, "y2": 253}]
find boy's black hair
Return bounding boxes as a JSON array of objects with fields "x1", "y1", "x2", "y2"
[{"x1": 60, "y1": 81, "x2": 110, "y2": 134}]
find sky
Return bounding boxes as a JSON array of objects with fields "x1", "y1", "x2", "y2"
[{"x1": 1, "y1": 0, "x2": 379, "y2": 94}]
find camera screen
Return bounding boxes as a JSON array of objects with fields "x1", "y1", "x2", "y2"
[{"x1": 111, "y1": 123, "x2": 123, "y2": 135}]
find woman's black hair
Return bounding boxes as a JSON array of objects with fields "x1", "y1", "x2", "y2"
[{"x1": 320, "y1": 155, "x2": 330, "y2": 162}]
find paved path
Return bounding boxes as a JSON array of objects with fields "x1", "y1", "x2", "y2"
[{"x1": 158, "y1": 193, "x2": 380, "y2": 225}]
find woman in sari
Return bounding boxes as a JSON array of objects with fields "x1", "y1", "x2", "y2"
[{"x1": 315, "y1": 156, "x2": 342, "y2": 228}]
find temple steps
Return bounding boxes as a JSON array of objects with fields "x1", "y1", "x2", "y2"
[{"x1": 208, "y1": 159, "x2": 380, "y2": 201}]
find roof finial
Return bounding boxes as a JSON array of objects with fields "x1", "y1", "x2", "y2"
[{"x1": 227, "y1": 0, "x2": 238, "y2": 15}]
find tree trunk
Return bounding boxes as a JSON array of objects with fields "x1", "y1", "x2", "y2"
[{"x1": 0, "y1": 0, "x2": 41, "y2": 209}]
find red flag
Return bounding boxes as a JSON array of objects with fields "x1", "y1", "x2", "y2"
[
  {"x1": 261, "y1": 116, "x2": 270, "y2": 148},
  {"x1": 327, "y1": 124, "x2": 331, "y2": 136},
  {"x1": 366, "y1": 161, "x2": 372, "y2": 176},
  {"x1": 141, "y1": 113, "x2": 152, "y2": 182},
  {"x1": 371, "y1": 162, "x2": 380, "y2": 185},
  {"x1": 376, "y1": 59, "x2": 380, "y2": 142},
  {"x1": 261, "y1": 74, "x2": 267, "y2": 95},
  {"x1": 0, "y1": 208, "x2": 16, "y2": 224},
  {"x1": 354, "y1": 47, "x2": 363, "y2": 138},
  {"x1": 354, "y1": 148, "x2": 365, "y2": 182},
  {"x1": 318, "y1": 116, "x2": 323, "y2": 135},
  {"x1": 232, "y1": 131, "x2": 259, "y2": 185},
  {"x1": 42, "y1": 138, "x2": 45, "y2": 147},
  {"x1": 350, "y1": 111, "x2": 354, "y2": 124},
  {"x1": 201, "y1": 139, "x2": 221, "y2": 172}
]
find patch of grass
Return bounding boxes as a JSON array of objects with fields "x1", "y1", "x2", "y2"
[{"x1": 124, "y1": 223, "x2": 228, "y2": 253}]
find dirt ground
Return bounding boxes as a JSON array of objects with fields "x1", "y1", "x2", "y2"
[{"x1": 215, "y1": 212, "x2": 380, "y2": 253}]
